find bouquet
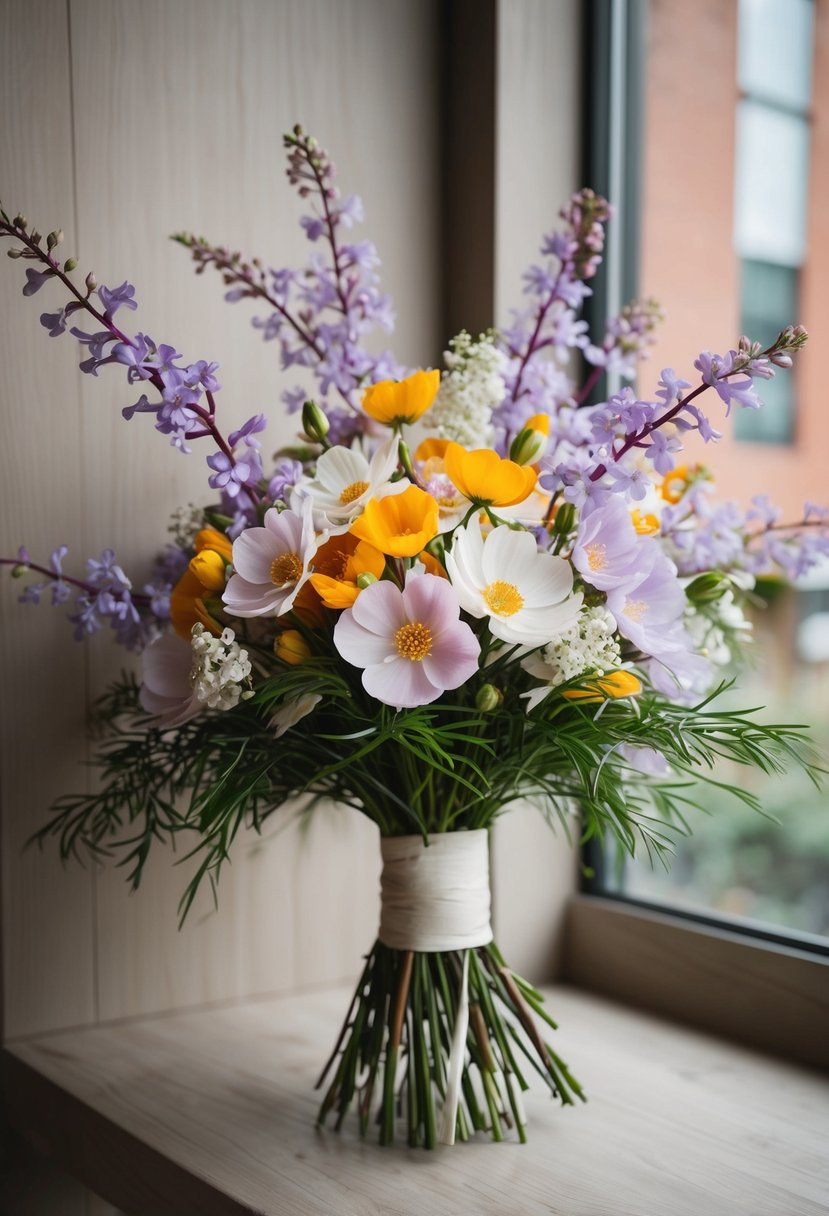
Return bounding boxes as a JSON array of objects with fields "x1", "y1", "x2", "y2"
[{"x1": 1, "y1": 125, "x2": 825, "y2": 1149}]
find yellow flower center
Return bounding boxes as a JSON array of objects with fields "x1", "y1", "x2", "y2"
[
  {"x1": 339, "y1": 479, "x2": 370, "y2": 505},
  {"x1": 482, "y1": 580, "x2": 525, "y2": 617},
  {"x1": 625, "y1": 599, "x2": 647, "y2": 621},
  {"x1": 585, "y1": 542, "x2": 607, "y2": 572},
  {"x1": 395, "y1": 621, "x2": 433, "y2": 662},
  {"x1": 270, "y1": 551, "x2": 303, "y2": 586}
]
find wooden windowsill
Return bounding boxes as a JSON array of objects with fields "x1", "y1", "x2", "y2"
[{"x1": 3, "y1": 984, "x2": 827, "y2": 1216}]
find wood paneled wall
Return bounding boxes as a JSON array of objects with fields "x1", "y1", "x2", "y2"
[{"x1": 0, "y1": 0, "x2": 581, "y2": 1058}]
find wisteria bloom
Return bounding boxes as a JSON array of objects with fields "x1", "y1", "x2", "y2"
[
  {"x1": 333, "y1": 570, "x2": 479, "y2": 709},
  {"x1": 223, "y1": 499, "x2": 319, "y2": 618},
  {"x1": 445, "y1": 519, "x2": 581, "y2": 647}
]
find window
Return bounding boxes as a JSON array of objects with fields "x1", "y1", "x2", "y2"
[
  {"x1": 733, "y1": 0, "x2": 814, "y2": 443},
  {"x1": 581, "y1": 0, "x2": 828, "y2": 963}
]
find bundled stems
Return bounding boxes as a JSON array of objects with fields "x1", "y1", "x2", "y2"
[{"x1": 315, "y1": 939, "x2": 584, "y2": 1148}]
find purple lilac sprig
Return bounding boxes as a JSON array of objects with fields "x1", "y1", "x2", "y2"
[
  {"x1": 0, "y1": 203, "x2": 260, "y2": 506},
  {"x1": 663, "y1": 487, "x2": 829, "y2": 582},
  {"x1": 3, "y1": 545, "x2": 169, "y2": 651},
  {"x1": 173, "y1": 126, "x2": 404, "y2": 441},
  {"x1": 495, "y1": 190, "x2": 610, "y2": 443},
  {"x1": 584, "y1": 325, "x2": 809, "y2": 486},
  {"x1": 577, "y1": 296, "x2": 665, "y2": 405}
]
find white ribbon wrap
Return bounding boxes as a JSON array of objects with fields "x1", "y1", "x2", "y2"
[{"x1": 378, "y1": 831, "x2": 492, "y2": 1145}]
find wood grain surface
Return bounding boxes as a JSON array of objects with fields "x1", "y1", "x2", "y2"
[
  {"x1": 0, "y1": 0, "x2": 440, "y2": 1039},
  {"x1": 6, "y1": 984, "x2": 828, "y2": 1216}
]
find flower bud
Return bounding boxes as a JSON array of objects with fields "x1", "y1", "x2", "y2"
[
  {"x1": 13, "y1": 214, "x2": 27, "y2": 230},
  {"x1": 356, "y1": 572, "x2": 378, "y2": 590},
  {"x1": 47, "y1": 229, "x2": 63, "y2": 250},
  {"x1": 552, "y1": 501, "x2": 576, "y2": 535},
  {"x1": 64, "y1": 257, "x2": 78, "y2": 272},
  {"x1": 397, "y1": 439, "x2": 416, "y2": 482},
  {"x1": 11, "y1": 564, "x2": 28, "y2": 578},
  {"x1": 301, "y1": 399, "x2": 329, "y2": 443},
  {"x1": 475, "y1": 683, "x2": 503, "y2": 713},
  {"x1": 275, "y1": 629, "x2": 311, "y2": 665},
  {"x1": 509, "y1": 413, "x2": 550, "y2": 466},
  {"x1": 85, "y1": 271, "x2": 97, "y2": 293},
  {"x1": 6, "y1": 248, "x2": 23, "y2": 258},
  {"x1": 686, "y1": 571, "x2": 728, "y2": 604},
  {"x1": 30, "y1": 230, "x2": 42, "y2": 247}
]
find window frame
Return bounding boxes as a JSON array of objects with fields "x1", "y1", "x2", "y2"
[{"x1": 575, "y1": 0, "x2": 828, "y2": 1066}]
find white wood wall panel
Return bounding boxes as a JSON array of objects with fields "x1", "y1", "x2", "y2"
[
  {"x1": 2, "y1": 0, "x2": 440, "y2": 1035},
  {"x1": 0, "y1": 0, "x2": 97, "y2": 1040},
  {"x1": 491, "y1": 0, "x2": 582, "y2": 980}
]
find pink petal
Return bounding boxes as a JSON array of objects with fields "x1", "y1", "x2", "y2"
[
  {"x1": 333, "y1": 612, "x2": 397, "y2": 668},
  {"x1": 363, "y1": 656, "x2": 441, "y2": 709},
  {"x1": 232, "y1": 527, "x2": 279, "y2": 584},
  {"x1": 422, "y1": 620, "x2": 480, "y2": 689},
  {"x1": 401, "y1": 570, "x2": 460, "y2": 626},
  {"x1": 223, "y1": 572, "x2": 282, "y2": 617},
  {"x1": 350, "y1": 579, "x2": 407, "y2": 635}
]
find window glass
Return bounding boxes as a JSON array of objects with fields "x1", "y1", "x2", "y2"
[
  {"x1": 594, "y1": 0, "x2": 827, "y2": 945},
  {"x1": 734, "y1": 100, "x2": 810, "y2": 265},
  {"x1": 735, "y1": 259, "x2": 797, "y2": 441},
  {"x1": 738, "y1": 0, "x2": 815, "y2": 110}
]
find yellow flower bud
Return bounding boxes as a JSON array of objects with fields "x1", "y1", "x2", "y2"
[{"x1": 275, "y1": 629, "x2": 311, "y2": 665}]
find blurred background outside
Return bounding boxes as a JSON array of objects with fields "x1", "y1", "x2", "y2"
[{"x1": 607, "y1": 0, "x2": 829, "y2": 941}]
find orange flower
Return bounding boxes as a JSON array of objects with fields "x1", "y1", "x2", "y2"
[
  {"x1": 349, "y1": 485, "x2": 439, "y2": 557},
  {"x1": 170, "y1": 570, "x2": 222, "y2": 639},
  {"x1": 415, "y1": 436, "x2": 449, "y2": 463},
  {"x1": 362, "y1": 369, "x2": 440, "y2": 427},
  {"x1": 309, "y1": 533, "x2": 386, "y2": 609},
  {"x1": 418, "y1": 549, "x2": 448, "y2": 579},
  {"x1": 443, "y1": 442, "x2": 537, "y2": 507},
  {"x1": 169, "y1": 528, "x2": 234, "y2": 639},
  {"x1": 630, "y1": 509, "x2": 660, "y2": 536},
  {"x1": 563, "y1": 671, "x2": 642, "y2": 703},
  {"x1": 660, "y1": 465, "x2": 690, "y2": 505}
]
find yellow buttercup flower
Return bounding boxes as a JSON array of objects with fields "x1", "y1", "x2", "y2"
[
  {"x1": 310, "y1": 534, "x2": 386, "y2": 609},
  {"x1": 563, "y1": 671, "x2": 643, "y2": 703},
  {"x1": 349, "y1": 485, "x2": 439, "y2": 557},
  {"x1": 443, "y1": 442, "x2": 537, "y2": 507},
  {"x1": 194, "y1": 527, "x2": 233, "y2": 562},
  {"x1": 169, "y1": 527, "x2": 234, "y2": 638},
  {"x1": 362, "y1": 369, "x2": 440, "y2": 427},
  {"x1": 275, "y1": 629, "x2": 311, "y2": 666},
  {"x1": 188, "y1": 548, "x2": 227, "y2": 591}
]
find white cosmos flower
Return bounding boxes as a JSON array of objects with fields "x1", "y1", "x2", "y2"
[
  {"x1": 292, "y1": 435, "x2": 404, "y2": 531},
  {"x1": 445, "y1": 518, "x2": 582, "y2": 646},
  {"x1": 223, "y1": 497, "x2": 320, "y2": 618}
]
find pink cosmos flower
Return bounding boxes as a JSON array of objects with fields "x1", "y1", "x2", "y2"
[
  {"x1": 571, "y1": 497, "x2": 655, "y2": 592},
  {"x1": 223, "y1": 498, "x2": 319, "y2": 618},
  {"x1": 139, "y1": 632, "x2": 201, "y2": 727},
  {"x1": 333, "y1": 570, "x2": 480, "y2": 709}
]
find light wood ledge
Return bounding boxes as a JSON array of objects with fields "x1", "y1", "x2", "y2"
[{"x1": 3, "y1": 985, "x2": 828, "y2": 1216}]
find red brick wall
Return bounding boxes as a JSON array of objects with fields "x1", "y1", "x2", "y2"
[{"x1": 639, "y1": 0, "x2": 828, "y2": 519}]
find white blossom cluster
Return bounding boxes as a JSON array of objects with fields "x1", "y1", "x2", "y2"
[
  {"x1": 685, "y1": 590, "x2": 753, "y2": 668},
  {"x1": 424, "y1": 330, "x2": 506, "y2": 447},
  {"x1": 190, "y1": 624, "x2": 252, "y2": 711},
  {"x1": 521, "y1": 607, "x2": 622, "y2": 710},
  {"x1": 168, "y1": 502, "x2": 206, "y2": 549},
  {"x1": 539, "y1": 607, "x2": 622, "y2": 685}
]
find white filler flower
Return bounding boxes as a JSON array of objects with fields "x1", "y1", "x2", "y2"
[
  {"x1": 191, "y1": 624, "x2": 252, "y2": 711},
  {"x1": 445, "y1": 518, "x2": 582, "y2": 647},
  {"x1": 521, "y1": 607, "x2": 622, "y2": 710},
  {"x1": 423, "y1": 330, "x2": 506, "y2": 448}
]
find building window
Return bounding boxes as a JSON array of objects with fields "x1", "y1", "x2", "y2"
[{"x1": 734, "y1": 0, "x2": 814, "y2": 444}]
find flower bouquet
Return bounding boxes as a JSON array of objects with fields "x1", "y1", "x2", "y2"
[{"x1": 1, "y1": 126, "x2": 825, "y2": 1149}]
